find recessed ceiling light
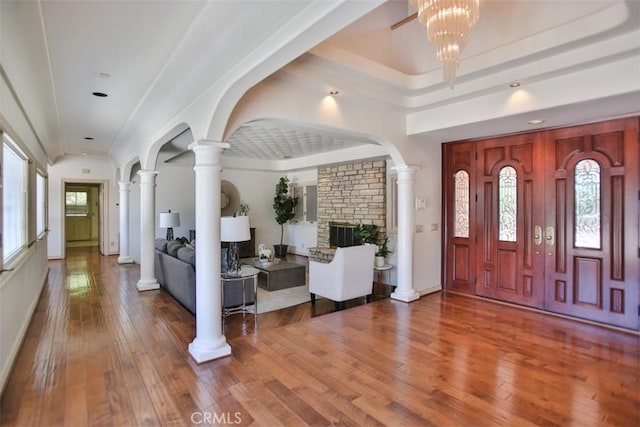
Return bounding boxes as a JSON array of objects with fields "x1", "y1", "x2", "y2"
[
  {"x1": 92, "y1": 92, "x2": 108, "y2": 97},
  {"x1": 510, "y1": 82, "x2": 521, "y2": 88},
  {"x1": 283, "y1": 155, "x2": 292, "y2": 159},
  {"x1": 99, "y1": 72, "x2": 111, "y2": 79},
  {"x1": 329, "y1": 90, "x2": 339, "y2": 95},
  {"x1": 528, "y1": 119, "x2": 544, "y2": 125},
  {"x1": 82, "y1": 152, "x2": 88, "y2": 156},
  {"x1": 84, "y1": 137, "x2": 94, "y2": 140}
]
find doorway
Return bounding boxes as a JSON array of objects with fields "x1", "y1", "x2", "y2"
[
  {"x1": 64, "y1": 182, "x2": 103, "y2": 252},
  {"x1": 443, "y1": 117, "x2": 639, "y2": 330}
]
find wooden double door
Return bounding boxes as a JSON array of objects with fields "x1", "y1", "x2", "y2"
[{"x1": 443, "y1": 118, "x2": 639, "y2": 330}]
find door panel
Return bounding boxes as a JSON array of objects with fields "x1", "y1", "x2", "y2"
[
  {"x1": 443, "y1": 141, "x2": 476, "y2": 294},
  {"x1": 476, "y1": 133, "x2": 546, "y2": 308},
  {"x1": 544, "y1": 118, "x2": 639, "y2": 329}
]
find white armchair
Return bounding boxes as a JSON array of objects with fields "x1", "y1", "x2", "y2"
[{"x1": 309, "y1": 244, "x2": 376, "y2": 310}]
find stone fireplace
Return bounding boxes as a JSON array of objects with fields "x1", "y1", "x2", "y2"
[{"x1": 315, "y1": 158, "x2": 386, "y2": 248}]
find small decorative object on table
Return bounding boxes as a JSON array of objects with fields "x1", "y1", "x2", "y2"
[
  {"x1": 258, "y1": 243, "x2": 274, "y2": 265},
  {"x1": 238, "y1": 201, "x2": 250, "y2": 216}
]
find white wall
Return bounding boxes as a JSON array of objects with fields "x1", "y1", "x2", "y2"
[
  {"x1": 0, "y1": 244, "x2": 48, "y2": 393},
  {"x1": 47, "y1": 157, "x2": 119, "y2": 259},
  {"x1": 221, "y1": 168, "x2": 282, "y2": 253},
  {"x1": 155, "y1": 161, "x2": 196, "y2": 240},
  {"x1": 286, "y1": 169, "x2": 318, "y2": 255}
]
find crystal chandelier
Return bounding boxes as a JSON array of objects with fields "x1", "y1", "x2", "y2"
[{"x1": 410, "y1": 0, "x2": 482, "y2": 88}]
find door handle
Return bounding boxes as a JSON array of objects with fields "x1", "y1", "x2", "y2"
[
  {"x1": 545, "y1": 226, "x2": 554, "y2": 246},
  {"x1": 534, "y1": 225, "x2": 542, "y2": 245}
]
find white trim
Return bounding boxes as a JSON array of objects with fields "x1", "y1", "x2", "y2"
[{"x1": 418, "y1": 284, "x2": 443, "y2": 296}]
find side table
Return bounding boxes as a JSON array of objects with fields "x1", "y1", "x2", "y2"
[
  {"x1": 373, "y1": 264, "x2": 394, "y2": 297},
  {"x1": 222, "y1": 265, "x2": 260, "y2": 322}
]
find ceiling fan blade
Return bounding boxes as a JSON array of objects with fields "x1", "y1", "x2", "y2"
[{"x1": 390, "y1": 12, "x2": 417, "y2": 30}]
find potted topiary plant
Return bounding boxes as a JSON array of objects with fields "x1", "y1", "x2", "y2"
[{"x1": 273, "y1": 177, "x2": 298, "y2": 258}]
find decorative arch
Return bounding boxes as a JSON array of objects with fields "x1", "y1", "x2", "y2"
[{"x1": 143, "y1": 122, "x2": 192, "y2": 171}]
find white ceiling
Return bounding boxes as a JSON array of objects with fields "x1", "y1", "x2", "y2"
[
  {"x1": 224, "y1": 120, "x2": 373, "y2": 160},
  {"x1": 2, "y1": 0, "x2": 639, "y2": 165}
]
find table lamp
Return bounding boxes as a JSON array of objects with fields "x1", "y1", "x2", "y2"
[
  {"x1": 159, "y1": 210, "x2": 180, "y2": 240},
  {"x1": 221, "y1": 215, "x2": 250, "y2": 276}
]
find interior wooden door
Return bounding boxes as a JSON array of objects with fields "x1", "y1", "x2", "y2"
[
  {"x1": 544, "y1": 118, "x2": 639, "y2": 329},
  {"x1": 476, "y1": 133, "x2": 546, "y2": 308}
]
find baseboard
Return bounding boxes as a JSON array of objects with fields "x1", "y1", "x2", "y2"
[{"x1": 418, "y1": 283, "x2": 442, "y2": 296}]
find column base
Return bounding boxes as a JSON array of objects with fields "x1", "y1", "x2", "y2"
[
  {"x1": 117, "y1": 256, "x2": 133, "y2": 264},
  {"x1": 136, "y1": 279, "x2": 159, "y2": 291},
  {"x1": 188, "y1": 338, "x2": 232, "y2": 363},
  {"x1": 390, "y1": 289, "x2": 420, "y2": 302}
]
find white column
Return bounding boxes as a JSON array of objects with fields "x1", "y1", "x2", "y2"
[
  {"x1": 188, "y1": 140, "x2": 231, "y2": 362},
  {"x1": 136, "y1": 170, "x2": 159, "y2": 291},
  {"x1": 391, "y1": 165, "x2": 420, "y2": 302},
  {"x1": 117, "y1": 181, "x2": 133, "y2": 264}
]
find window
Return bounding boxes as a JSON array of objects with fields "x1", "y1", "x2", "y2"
[
  {"x1": 3, "y1": 134, "x2": 28, "y2": 261},
  {"x1": 498, "y1": 166, "x2": 517, "y2": 242},
  {"x1": 453, "y1": 170, "x2": 470, "y2": 238},
  {"x1": 36, "y1": 171, "x2": 46, "y2": 237},
  {"x1": 574, "y1": 159, "x2": 601, "y2": 249},
  {"x1": 65, "y1": 190, "x2": 89, "y2": 216},
  {"x1": 292, "y1": 184, "x2": 317, "y2": 223}
]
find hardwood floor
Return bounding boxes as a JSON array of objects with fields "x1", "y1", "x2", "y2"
[{"x1": 1, "y1": 247, "x2": 638, "y2": 426}]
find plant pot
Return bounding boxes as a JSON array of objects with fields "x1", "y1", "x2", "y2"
[
  {"x1": 375, "y1": 256, "x2": 385, "y2": 267},
  {"x1": 273, "y1": 244, "x2": 288, "y2": 258}
]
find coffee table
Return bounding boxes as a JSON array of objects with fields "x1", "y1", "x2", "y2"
[{"x1": 241, "y1": 258, "x2": 306, "y2": 291}]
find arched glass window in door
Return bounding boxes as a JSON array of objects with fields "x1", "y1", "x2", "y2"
[
  {"x1": 574, "y1": 159, "x2": 601, "y2": 248},
  {"x1": 454, "y1": 170, "x2": 469, "y2": 238},
  {"x1": 498, "y1": 166, "x2": 517, "y2": 242}
]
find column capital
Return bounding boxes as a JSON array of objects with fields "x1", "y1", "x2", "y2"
[
  {"x1": 137, "y1": 169, "x2": 158, "y2": 184},
  {"x1": 392, "y1": 165, "x2": 420, "y2": 178},
  {"x1": 188, "y1": 140, "x2": 230, "y2": 152},
  {"x1": 118, "y1": 181, "x2": 132, "y2": 191}
]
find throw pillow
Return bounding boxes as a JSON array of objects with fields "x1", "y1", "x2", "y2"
[
  {"x1": 167, "y1": 240, "x2": 183, "y2": 257},
  {"x1": 177, "y1": 247, "x2": 195, "y2": 267},
  {"x1": 155, "y1": 238, "x2": 168, "y2": 253}
]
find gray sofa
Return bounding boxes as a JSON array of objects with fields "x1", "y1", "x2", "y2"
[{"x1": 154, "y1": 238, "x2": 254, "y2": 315}]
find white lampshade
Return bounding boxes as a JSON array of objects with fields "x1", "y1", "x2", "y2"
[
  {"x1": 159, "y1": 211, "x2": 180, "y2": 228},
  {"x1": 221, "y1": 216, "x2": 250, "y2": 242}
]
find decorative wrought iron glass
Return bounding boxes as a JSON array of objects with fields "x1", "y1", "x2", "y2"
[
  {"x1": 454, "y1": 170, "x2": 470, "y2": 238},
  {"x1": 498, "y1": 166, "x2": 517, "y2": 242},
  {"x1": 574, "y1": 159, "x2": 601, "y2": 249}
]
